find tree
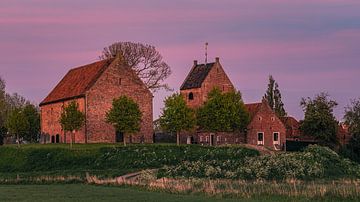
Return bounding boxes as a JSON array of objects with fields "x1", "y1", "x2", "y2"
[
  {"x1": 22, "y1": 104, "x2": 40, "y2": 143},
  {"x1": 0, "y1": 77, "x2": 7, "y2": 140},
  {"x1": 60, "y1": 101, "x2": 85, "y2": 148},
  {"x1": 197, "y1": 88, "x2": 250, "y2": 133},
  {"x1": 159, "y1": 93, "x2": 196, "y2": 145},
  {"x1": 100, "y1": 42, "x2": 172, "y2": 92},
  {"x1": 264, "y1": 75, "x2": 287, "y2": 117},
  {"x1": 5, "y1": 108, "x2": 29, "y2": 147},
  {"x1": 300, "y1": 92, "x2": 338, "y2": 146},
  {"x1": 341, "y1": 98, "x2": 360, "y2": 162},
  {"x1": 106, "y1": 96, "x2": 142, "y2": 146}
]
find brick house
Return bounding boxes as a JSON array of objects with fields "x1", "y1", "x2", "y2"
[
  {"x1": 39, "y1": 57, "x2": 153, "y2": 144},
  {"x1": 245, "y1": 100, "x2": 287, "y2": 150},
  {"x1": 179, "y1": 57, "x2": 238, "y2": 145},
  {"x1": 180, "y1": 57, "x2": 234, "y2": 108}
]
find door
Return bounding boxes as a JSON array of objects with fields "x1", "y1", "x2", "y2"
[
  {"x1": 55, "y1": 134, "x2": 60, "y2": 143},
  {"x1": 116, "y1": 131, "x2": 124, "y2": 143},
  {"x1": 210, "y1": 133, "x2": 215, "y2": 146}
]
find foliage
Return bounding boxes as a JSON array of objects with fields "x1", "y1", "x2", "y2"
[
  {"x1": 344, "y1": 98, "x2": 360, "y2": 135},
  {"x1": 197, "y1": 88, "x2": 249, "y2": 132},
  {"x1": 5, "y1": 108, "x2": 29, "y2": 145},
  {"x1": 0, "y1": 144, "x2": 258, "y2": 173},
  {"x1": 159, "y1": 93, "x2": 196, "y2": 145},
  {"x1": 340, "y1": 99, "x2": 360, "y2": 163},
  {"x1": 100, "y1": 42, "x2": 172, "y2": 92},
  {"x1": 160, "y1": 145, "x2": 360, "y2": 180},
  {"x1": 106, "y1": 96, "x2": 142, "y2": 145},
  {"x1": 22, "y1": 104, "x2": 40, "y2": 142},
  {"x1": 60, "y1": 101, "x2": 85, "y2": 133},
  {"x1": 299, "y1": 92, "x2": 338, "y2": 146},
  {"x1": 60, "y1": 101, "x2": 85, "y2": 147},
  {"x1": 264, "y1": 75, "x2": 287, "y2": 117}
]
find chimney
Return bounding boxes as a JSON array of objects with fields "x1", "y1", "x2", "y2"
[
  {"x1": 193, "y1": 60, "x2": 198, "y2": 66},
  {"x1": 215, "y1": 57, "x2": 220, "y2": 63}
]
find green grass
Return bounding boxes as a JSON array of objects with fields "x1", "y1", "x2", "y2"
[{"x1": 0, "y1": 184, "x2": 352, "y2": 202}]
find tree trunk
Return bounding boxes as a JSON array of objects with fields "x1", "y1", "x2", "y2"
[
  {"x1": 70, "y1": 131, "x2": 74, "y2": 149},
  {"x1": 123, "y1": 134, "x2": 126, "y2": 147},
  {"x1": 176, "y1": 131, "x2": 180, "y2": 146}
]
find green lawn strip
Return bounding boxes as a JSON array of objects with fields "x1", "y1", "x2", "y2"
[{"x1": 0, "y1": 184, "x2": 349, "y2": 202}]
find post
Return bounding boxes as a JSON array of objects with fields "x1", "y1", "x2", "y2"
[
  {"x1": 123, "y1": 133, "x2": 126, "y2": 147},
  {"x1": 177, "y1": 131, "x2": 180, "y2": 146}
]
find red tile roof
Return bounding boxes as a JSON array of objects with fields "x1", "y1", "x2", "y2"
[
  {"x1": 244, "y1": 102, "x2": 262, "y2": 118},
  {"x1": 40, "y1": 59, "x2": 112, "y2": 106},
  {"x1": 280, "y1": 116, "x2": 300, "y2": 129}
]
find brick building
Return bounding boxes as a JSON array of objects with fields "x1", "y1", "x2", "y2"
[
  {"x1": 178, "y1": 57, "x2": 287, "y2": 150},
  {"x1": 179, "y1": 58, "x2": 239, "y2": 145},
  {"x1": 39, "y1": 57, "x2": 153, "y2": 144},
  {"x1": 245, "y1": 100, "x2": 287, "y2": 150},
  {"x1": 180, "y1": 57, "x2": 234, "y2": 108}
]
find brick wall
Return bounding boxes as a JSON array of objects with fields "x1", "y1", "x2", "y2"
[
  {"x1": 85, "y1": 59, "x2": 153, "y2": 143},
  {"x1": 246, "y1": 102, "x2": 286, "y2": 150},
  {"x1": 40, "y1": 98, "x2": 86, "y2": 143},
  {"x1": 181, "y1": 58, "x2": 234, "y2": 108}
]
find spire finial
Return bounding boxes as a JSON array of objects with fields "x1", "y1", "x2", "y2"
[{"x1": 205, "y1": 42, "x2": 208, "y2": 65}]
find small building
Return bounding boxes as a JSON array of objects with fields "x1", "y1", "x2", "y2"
[
  {"x1": 39, "y1": 57, "x2": 153, "y2": 144},
  {"x1": 245, "y1": 100, "x2": 287, "y2": 150},
  {"x1": 180, "y1": 57, "x2": 234, "y2": 108}
]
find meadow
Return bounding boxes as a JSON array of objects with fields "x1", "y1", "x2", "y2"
[{"x1": 0, "y1": 143, "x2": 359, "y2": 201}]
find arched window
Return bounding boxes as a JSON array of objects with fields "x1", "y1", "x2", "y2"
[{"x1": 189, "y1": 92, "x2": 194, "y2": 100}]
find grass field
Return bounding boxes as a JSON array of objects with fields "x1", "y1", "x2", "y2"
[{"x1": 0, "y1": 184, "x2": 353, "y2": 202}]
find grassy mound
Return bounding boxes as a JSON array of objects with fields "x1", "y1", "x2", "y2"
[{"x1": 0, "y1": 144, "x2": 259, "y2": 175}]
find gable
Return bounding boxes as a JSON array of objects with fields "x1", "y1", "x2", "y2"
[
  {"x1": 40, "y1": 59, "x2": 113, "y2": 106},
  {"x1": 180, "y1": 62, "x2": 215, "y2": 90}
]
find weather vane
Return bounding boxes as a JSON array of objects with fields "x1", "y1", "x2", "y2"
[{"x1": 205, "y1": 42, "x2": 208, "y2": 65}]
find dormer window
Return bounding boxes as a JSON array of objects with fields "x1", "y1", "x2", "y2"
[{"x1": 189, "y1": 92, "x2": 194, "y2": 100}]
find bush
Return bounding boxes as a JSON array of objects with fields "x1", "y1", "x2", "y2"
[
  {"x1": 159, "y1": 145, "x2": 360, "y2": 180},
  {"x1": 0, "y1": 144, "x2": 259, "y2": 173}
]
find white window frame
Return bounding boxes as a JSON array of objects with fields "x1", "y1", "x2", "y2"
[
  {"x1": 257, "y1": 132, "x2": 264, "y2": 145},
  {"x1": 273, "y1": 132, "x2": 280, "y2": 145}
]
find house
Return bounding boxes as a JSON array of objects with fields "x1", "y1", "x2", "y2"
[
  {"x1": 245, "y1": 100, "x2": 287, "y2": 150},
  {"x1": 337, "y1": 123, "x2": 351, "y2": 146},
  {"x1": 179, "y1": 57, "x2": 239, "y2": 145},
  {"x1": 180, "y1": 57, "x2": 234, "y2": 108},
  {"x1": 39, "y1": 56, "x2": 153, "y2": 144}
]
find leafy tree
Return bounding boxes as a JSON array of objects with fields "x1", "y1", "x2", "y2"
[
  {"x1": 300, "y1": 92, "x2": 338, "y2": 146},
  {"x1": 197, "y1": 88, "x2": 250, "y2": 133},
  {"x1": 106, "y1": 96, "x2": 142, "y2": 146},
  {"x1": 100, "y1": 42, "x2": 172, "y2": 92},
  {"x1": 341, "y1": 98, "x2": 360, "y2": 162},
  {"x1": 5, "y1": 108, "x2": 29, "y2": 147},
  {"x1": 60, "y1": 101, "x2": 85, "y2": 148},
  {"x1": 264, "y1": 75, "x2": 287, "y2": 117},
  {"x1": 0, "y1": 76, "x2": 7, "y2": 140},
  {"x1": 22, "y1": 104, "x2": 40, "y2": 142},
  {"x1": 159, "y1": 93, "x2": 196, "y2": 145}
]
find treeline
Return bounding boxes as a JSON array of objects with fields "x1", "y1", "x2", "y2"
[{"x1": 0, "y1": 77, "x2": 40, "y2": 145}]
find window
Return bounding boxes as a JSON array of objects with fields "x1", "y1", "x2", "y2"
[
  {"x1": 188, "y1": 92, "x2": 194, "y2": 100},
  {"x1": 257, "y1": 132, "x2": 264, "y2": 145},
  {"x1": 200, "y1": 136, "x2": 203, "y2": 142},
  {"x1": 216, "y1": 136, "x2": 220, "y2": 142},
  {"x1": 205, "y1": 136, "x2": 209, "y2": 142},
  {"x1": 119, "y1": 78, "x2": 122, "y2": 85},
  {"x1": 258, "y1": 116, "x2": 262, "y2": 121},
  {"x1": 271, "y1": 117, "x2": 275, "y2": 121},
  {"x1": 273, "y1": 132, "x2": 280, "y2": 145}
]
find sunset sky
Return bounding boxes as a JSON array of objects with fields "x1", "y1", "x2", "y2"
[{"x1": 1, "y1": 0, "x2": 359, "y2": 120}]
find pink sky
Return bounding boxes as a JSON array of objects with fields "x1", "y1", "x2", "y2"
[{"x1": 1, "y1": 0, "x2": 359, "y2": 121}]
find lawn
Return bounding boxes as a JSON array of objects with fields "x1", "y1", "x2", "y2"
[{"x1": 0, "y1": 184, "x2": 349, "y2": 202}]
